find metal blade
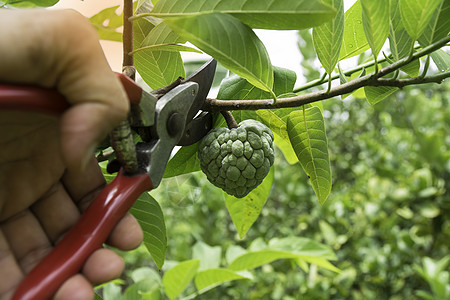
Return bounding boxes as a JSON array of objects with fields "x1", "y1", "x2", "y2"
[
  {"x1": 181, "y1": 58, "x2": 217, "y2": 122},
  {"x1": 177, "y1": 111, "x2": 212, "y2": 146}
]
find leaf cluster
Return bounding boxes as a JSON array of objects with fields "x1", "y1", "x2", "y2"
[
  {"x1": 89, "y1": 0, "x2": 450, "y2": 279},
  {"x1": 99, "y1": 82, "x2": 450, "y2": 299},
  {"x1": 0, "y1": 0, "x2": 58, "y2": 7}
]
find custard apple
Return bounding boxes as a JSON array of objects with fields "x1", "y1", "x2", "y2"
[{"x1": 198, "y1": 119, "x2": 274, "y2": 198}]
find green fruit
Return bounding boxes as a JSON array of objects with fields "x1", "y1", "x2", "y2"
[{"x1": 198, "y1": 119, "x2": 274, "y2": 198}]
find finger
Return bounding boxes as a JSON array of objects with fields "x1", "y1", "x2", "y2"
[
  {"x1": 54, "y1": 274, "x2": 94, "y2": 300},
  {"x1": 0, "y1": 111, "x2": 64, "y2": 221},
  {"x1": 0, "y1": 210, "x2": 51, "y2": 274},
  {"x1": 60, "y1": 101, "x2": 127, "y2": 172},
  {"x1": 52, "y1": 10, "x2": 129, "y2": 171},
  {"x1": 0, "y1": 10, "x2": 129, "y2": 171},
  {"x1": 82, "y1": 248, "x2": 124, "y2": 285},
  {"x1": 30, "y1": 182, "x2": 80, "y2": 243},
  {"x1": 107, "y1": 213, "x2": 143, "y2": 251},
  {"x1": 63, "y1": 157, "x2": 143, "y2": 251},
  {"x1": 0, "y1": 230, "x2": 23, "y2": 299},
  {"x1": 62, "y1": 156, "x2": 106, "y2": 209}
]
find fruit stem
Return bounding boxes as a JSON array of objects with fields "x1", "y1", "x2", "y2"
[{"x1": 221, "y1": 111, "x2": 238, "y2": 129}]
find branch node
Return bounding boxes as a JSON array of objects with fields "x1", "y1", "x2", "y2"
[{"x1": 122, "y1": 66, "x2": 136, "y2": 80}]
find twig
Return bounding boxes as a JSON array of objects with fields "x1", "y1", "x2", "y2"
[
  {"x1": 151, "y1": 77, "x2": 184, "y2": 99},
  {"x1": 203, "y1": 35, "x2": 450, "y2": 112},
  {"x1": 221, "y1": 111, "x2": 239, "y2": 129},
  {"x1": 294, "y1": 44, "x2": 423, "y2": 93},
  {"x1": 122, "y1": 0, "x2": 134, "y2": 74},
  {"x1": 96, "y1": 150, "x2": 115, "y2": 162},
  {"x1": 109, "y1": 0, "x2": 138, "y2": 174}
]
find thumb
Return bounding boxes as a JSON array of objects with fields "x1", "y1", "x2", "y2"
[
  {"x1": 52, "y1": 11, "x2": 129, "y2": 170},
  {"x1": 0, "y1": 9, "x2": 130, "y2": 170},
  {"x1": 59, "y1": 101, "x2": 127, "y2": 171}
]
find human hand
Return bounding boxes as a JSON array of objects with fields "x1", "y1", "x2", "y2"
[{"x1": 0, "y1": 9, "x2": 142, "y2": 300}]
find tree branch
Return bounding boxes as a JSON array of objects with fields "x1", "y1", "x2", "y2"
[
  {"x1": 203, "y1": 35, "x2": 450, "y2": 112},
  {"x1": 371, "y1": 71, "x2": 450, "y2": 87},
  {"x1": 122, "y1": 0, "x2": 134, "y2": 78},
  {"x1": 109, "y1": 0, "x2": 138, "y2": 174}
]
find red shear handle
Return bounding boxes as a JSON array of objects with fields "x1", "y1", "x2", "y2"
[
  {"x1": 0, "y1": 84, "x2": 69, "y2": 114},
  {"x1": 12, "y1": 171, "x2": 153, "y2": 300},
  {"x1": 0, "y1": 73, "x2": 142, "y2": 114}
]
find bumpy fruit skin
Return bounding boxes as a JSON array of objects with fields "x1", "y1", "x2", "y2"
[{"x1": 198, "y1": 119, "x2": 274, "y2": 198}]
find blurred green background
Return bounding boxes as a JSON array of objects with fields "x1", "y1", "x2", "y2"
[
  {"x1": 107, "y1": 33, "x2": 450, "y2": 299},
  {"x1": 111, "y1": 81, "x2": 450, "y2": 300}
]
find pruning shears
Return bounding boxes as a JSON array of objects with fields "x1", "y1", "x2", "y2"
[{"x1": 0, "y1": 59, "x2": 217, "y2": 300}]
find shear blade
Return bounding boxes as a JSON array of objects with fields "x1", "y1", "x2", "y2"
[
  {"x1": 177, "y1": 112, "x2": 212, "y2": 146},
  {"x1": 182, "y1": 58, "x2": 217, "y2": 122}
]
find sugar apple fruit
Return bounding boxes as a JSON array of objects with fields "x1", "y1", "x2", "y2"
[{"x1": 198, "y1": 119, "x2": 274, "y2": 198}]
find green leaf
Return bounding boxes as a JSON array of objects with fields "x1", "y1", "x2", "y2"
[
  {"x1": 256, "y1": 110, "x2": 289, "y2": 139},
  {"x1": 194, "y1": 269, "x2": 252, "y2": 292},
  {"x1": 130, "y1": 267, "x2": 162, "y2": 284},
  {"x1": 337, "y1": 63, "x2": 354, "y2": 99},
  {"x1": 287, "y1": 107, "x2": 331, "y2": 204},
  {"x1": 419, "y1": 0, "x2": 450, "y2": 46},
  {"x1": 94, "y1": 294, "x2": 103, "y2": 300},
  {"x1": 268, "y1": 237, "x2": 337, "y2": 260},
  {"x1": 415, "y1": 255, "x2": 450, "y2": 298},
  {"x1": 217, "y1": 67, "x2": 298, "y2": 163},
  {"x1": 342, "y1": 67, "x2": 367, "y2": 99},
  {"x1": 135, "y1": 0, "x2": 162, "y2": 26},
  {"x1": 192, "y1": 241, "x2": 222, "y2": 271},
  {"x1": 338, "y1": 64, "x2": 348, "y2": 85},
  {"x1": 217, "y1": 66, "x2": 296, "y2": 100},
  {"x1": 273, "y1": 133, "x2": 299, "y2": 165},
  {"x1": 1, "y1": 0, "x2": 58, "y2": 7},
  {"x1": 389, "y1": 0, "x2": 420, "y2": 77},
  {"x1": 431, "y1": 49, "x2": 450, "y2": 71},
  {"x1": 422, "y1": 255, "x2": 450, "y2": 278},
  {"x1": 228, "y1": 250, "x2": 298, "y2": 271},
  {"x1": 134, "y1": 22, "x2": 185, "y2": 90},
  {"x1": 339, "y1": 0, "x2": 370, "y2": 60},
  {"x1": 28, "y1": 0, "x2": 57, "y2": 5},
  {"x1": 163, "y1": 143, "x2": 201, "y2": 178},
  {"x1": 361, "y1": 0, "x2": 390, "y2": 58},
  {"x1": 129, "y1": 192, "x2": 167, "y2": 269},
  {"x1": 228, "y1": 237, "x2": 338, "y2": 272},
  {"x1": 162, "y1": 259, "x2": 200, "y2": 300},
  {"x1": 256, "y1": 109, "x2": 297, "y2": 140},
  {"x1": 131, "y1": 43, "x2": 202, "y2": 55},
  {"x1": 226, "y1": 245, "x2": 248, "y2": 265},
  {"x1": 89, "y1": 5, "x2": 123, "y2": 42},
  {"x1": 255, "y1": 106, "x2": 302, "y2": 164},
  {"x1": 164, "y1": 13, "x2": 275, "y2": 96},
  {"x1": 364, "y1": 86, "x2": 399, "y2": 105},
  {"x1": 151, "y1": 0, "x2": 336, "y2": 30},
  {"x1": 296, "y1": 257, "x2": 341, "y2": 273},
  {"x1": 122, "y1": 278, "x2": 161, "y2": 300},
  {"x1": 313, "y1": 0, "x2": 345, "y2": 74},
  {"x1": 99, "y1": 284, "x2": 119, "y2": 300},
  {"x1": 400, "y1": 0, "x2": 444, "y2": 41},
  {"x1": 133, "y1": 13, "x2": 156, "y2": 44},
  {"x1": 225, "y1": 167, "x2": 274, "y2": 238}
]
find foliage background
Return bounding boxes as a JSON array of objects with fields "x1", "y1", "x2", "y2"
[
  {"x1": 4, "y1": 0, "x2": 448, "y2": 298},
  {"x1": 109, "y1": 29, "x2": 450, "y2": 299}
]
